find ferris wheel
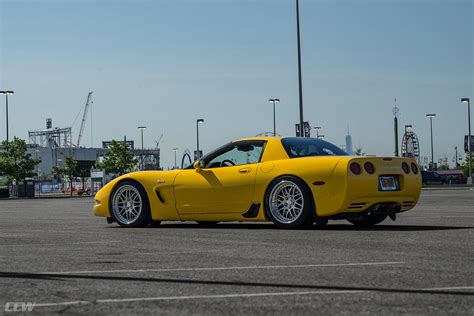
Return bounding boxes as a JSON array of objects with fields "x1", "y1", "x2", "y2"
[{"x1": 401, "y1": 125, "x2": 420, "y2": 160}]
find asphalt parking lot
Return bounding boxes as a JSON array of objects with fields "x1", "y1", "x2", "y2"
[{"x1": 1, "y1": 189, "x2": 473, "y2": 315}]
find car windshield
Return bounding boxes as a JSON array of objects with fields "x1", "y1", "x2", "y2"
[{"x1": 281, "y1": 137, "x2": 348, "y2": 158}]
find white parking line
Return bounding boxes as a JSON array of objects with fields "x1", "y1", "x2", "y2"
[
  {"x1": 41, "y1": 261, "x2": 405, "y2": 275},
  {"x1": 0, "y1": 241, "x2": 121, "y2": 247},
  {"x1": 28, "y1": 284, "x2": 474, "y2": 309},
  {"x1": 425, "y1": 286, "x2": 474, "y2": 291},
  {"x1": 407, "y1": 216, "x2": 474, "y2": 219},
  {"x1": 34, "y1": 290, "x2": 367, "y2": 308}
]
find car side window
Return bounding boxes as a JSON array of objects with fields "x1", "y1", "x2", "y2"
[{"x1": 205, "y1": 142, "x2": 265, "y2": 168}]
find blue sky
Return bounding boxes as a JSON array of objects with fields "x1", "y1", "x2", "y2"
[{"x1": 1, "y1": 0, "x2": 472, "y2": 168}]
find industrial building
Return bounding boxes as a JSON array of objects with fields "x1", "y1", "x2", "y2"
[
  {"x1": 24, "y1": 91, "x2": 160, "y2": 177},
  {"x1": 27, "y1": 118, "x2": 161, "y2": 177}
]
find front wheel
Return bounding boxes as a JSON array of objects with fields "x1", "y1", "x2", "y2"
[
  {"x1": 110, "y1": 181, "x2": 150, "y2": 227},
  {"x1": 265, "y1": 176, "x2": 315, "y2": 229}
]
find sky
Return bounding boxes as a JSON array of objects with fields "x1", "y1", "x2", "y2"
[{"x1": 0, "y1": 0, "x2": 473, "y2": 169}]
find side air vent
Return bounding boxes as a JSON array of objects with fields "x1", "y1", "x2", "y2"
[
  {"x1": 155, "y1": 190, "x2": 165, "y2": 203},
  {"x1": 401, "y1": 201, "x2": 414, "y2": 210},
  {"x1": 348, "y1": 202, "x2": 367, "y2": 209}
]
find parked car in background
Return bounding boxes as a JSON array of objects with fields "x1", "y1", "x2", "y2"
[{"x1": 421, "y1": 170, "x2": 447, "y2": 185}]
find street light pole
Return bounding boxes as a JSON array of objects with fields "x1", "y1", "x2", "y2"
[
  {"x1": 268, "y1": 99, "x2": 280, "y2": 136},
  {"x1": 462, "y1": 98, "x2": 472, "y2": 184},
  {"x1": 0, "y1": 90, "x2": 14, "y2": 142},
  {"x1": 393, "y1": 99, "x2": 400, "y2": 157},
  {"x1": 172, "y1": 148, "x2": 179, "y2": 169},
  {"x1": 295, "y1": 0, "x2": 304, "y2": 137},
  {"x1": 196, "y1": 119, "x2": 204, "y2": 160},
  {"x1": 138, "y1": 126, "x2": 146, "y2": 170},
  {"x1": 426, "y1": 114, "x2": 436, "y2": 170}
]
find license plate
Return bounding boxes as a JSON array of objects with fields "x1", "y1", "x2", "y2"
[{"x1": 379, "y1": 176, "x2": 399, "y2": 191}]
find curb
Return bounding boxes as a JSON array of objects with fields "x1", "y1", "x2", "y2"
[
  {"x1": 422, "y1": 186, "x2": 474, "y2": 191},
  {"x1": 1, "y1": 195, "x2": 94, "y2": 200}
]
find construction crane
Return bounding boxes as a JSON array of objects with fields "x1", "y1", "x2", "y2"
[
  {"x1": 76, "y1": 92, "x2": 93, "y2": 147},
  {"x1": 155, "y1": 134, "x2": 163, "y2": 149}
]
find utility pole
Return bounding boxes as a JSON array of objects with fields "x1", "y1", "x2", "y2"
[
  {"x1": 295, "y1": 0, "x2": 304, "y2": 136},
  {"x1": 393, "y1": 98, "x2": 399, "y2": 157},
  {"x1": 455, "y1": 146, "x2": 458, "y2": 167},
  {"x1": 138, "y1": 126, "x2": 146, "y2": 170},
  {"x1": 461, "y1": 98, "x2": 472, "y2": 184},
  {"x1": 268, "y1": 99, "x2": 280, "y2": 136},
  {"x1": 426, "y1": 114, "x2": 436, "y2": 170},
  {"x1": 196, "y1": 119, "x2": 204, "y2": 160},
  {"x1": 173, "y1": 148, "x2": 179, "y2": 169}
]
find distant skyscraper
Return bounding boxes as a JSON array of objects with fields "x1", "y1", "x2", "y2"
[{"x1": 345, "y1": 128, "x2": 354, "y2": 155}]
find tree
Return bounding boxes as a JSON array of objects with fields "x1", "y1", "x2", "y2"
[
  {"x1": 96, "y1": 140, "x2": 136, "y2": 175},
  {"x1": 460, "y1": 155, "x2": 474, "y2": 177},
  {"x1": 0, "y1": 137, "x2": 41, "y2": 185},
  {"x1": 53, "y1": 156, "x2": 78, "y2": 196}
]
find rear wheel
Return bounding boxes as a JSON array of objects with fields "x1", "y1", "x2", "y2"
[
  {"x1": 110, "y1": 181, "x2": 150, "y2": 227},
  {"x1": 265, "y1": 176, "x2": 315, "y2": 229},
  {"x1": 347, "y1": 213, "x2": 387, "y2": 227}
]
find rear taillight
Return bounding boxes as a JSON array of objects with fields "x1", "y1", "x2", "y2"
[
  {"x1": 411, "y1": 163, "x2": 418, "y2": 174},
  {"x1": 350, "y1": 162, "x2": 362, "y2": 175},
  {"x1": 364, "y1": 162, "x2": 375, "y2": 174},
  {"x1": 402, "y1": 162, "x2": 410, "y2": 174}
]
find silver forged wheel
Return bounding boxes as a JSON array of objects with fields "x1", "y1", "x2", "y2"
[
  {"x1": 112, "y1": 184, "x2": 143, "y2": 225},
  {"x1": 269, "y1": 180, "x2": 305, "y2": 224}
]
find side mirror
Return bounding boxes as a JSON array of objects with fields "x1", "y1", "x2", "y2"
[{"x1": 193, "y1": 160, "x2": 205, "y2": 171}]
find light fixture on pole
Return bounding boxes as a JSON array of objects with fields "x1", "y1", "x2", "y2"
[
  {"x1": 461, "y1": 98, "x2": 472, "y2": 184},
  {"x1": 268, "y1": 98, "x2": 280, "y2": 136},
  {"x1": 138, "y1": 126, "x2": 146, "y2": 170},
  {"x1": 426, "y1": 114, "x2": 436, "y2": 170},
  {"x1": 0, "y1": 90, "x2": 14, "y2": 142},
  {"x1": 196, "y1": 119, "x2": 204, "y2": 160},
  {"x1": 172, "y1": 148, "x2": 179, "y2": 169}
]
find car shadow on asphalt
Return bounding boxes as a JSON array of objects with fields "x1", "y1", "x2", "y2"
[
  {"x1": 311, "y1": 224, "x2": 474, "y2": 231},
  {"x1": 0, "y1": 271, "x2": 473, "y2": 297},
  {"x1": 108, "y1": 223, "x2": 474, "y2": 231}
]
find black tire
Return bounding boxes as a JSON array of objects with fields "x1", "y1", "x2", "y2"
[
  {"x1": 110, "y1": 180, "x2": 150, "y2": 228},
  {"x1": 149, "y1": 220, "x2": 162, "y2": 228},
  {"x1": 265, "y1": 176, "x2": 315, "y2": 229},
  {"x1": 196, "y1": 221, "x2": 219, "y2": 227},
  {"x1": 347, "y1": 213, "x2": 387, "y2": 227},
  {"x1": 315, "y1": 218, "x2": 328, "y2": 226}
]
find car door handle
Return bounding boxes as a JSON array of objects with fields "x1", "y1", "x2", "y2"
[{"x1": 239, "y1": 167, "x2": 252, "y2": 173}]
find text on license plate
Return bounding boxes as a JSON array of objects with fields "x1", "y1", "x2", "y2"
[{"x1": 379, "y1": 176, "x2": 399, "y2": 191}]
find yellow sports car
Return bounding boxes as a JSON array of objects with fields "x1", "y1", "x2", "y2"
[{"x1": 93, "y1": 137, "x2": 421, "y2": 228}]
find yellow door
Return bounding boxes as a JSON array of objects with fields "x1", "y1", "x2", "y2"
[{"x1": 174, "y1": 141, "x2": 265, "y2": 215}]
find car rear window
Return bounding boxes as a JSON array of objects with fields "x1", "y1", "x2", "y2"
[{"x1": 281, "y1": 137, "x2": 348, "y2": 158}]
